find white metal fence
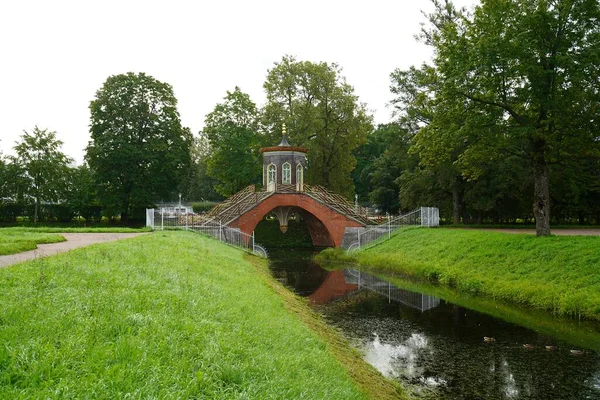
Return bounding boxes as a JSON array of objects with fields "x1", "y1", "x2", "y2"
[
  {"x1": 145, "y1": 208, "x2": 268, "y2": 257},
  {"x1": 350, "y1": 207, "x2": 439, "y2": 252}
]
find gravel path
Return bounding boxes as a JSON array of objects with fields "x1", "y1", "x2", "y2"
[{"x1": 0, "y1": 232, "x2": 150, "y2": 268}]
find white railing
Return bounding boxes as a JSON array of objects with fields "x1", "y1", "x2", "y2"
[
  {"x1": 145, "y1": 208, "x2": 267, "y2": 257},
  {"x1": 351, "y1": 207, "x2": 439, "y2": 251}
]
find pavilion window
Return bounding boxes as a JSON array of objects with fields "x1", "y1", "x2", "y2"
[
  {"x1": 282, "y1": 162, "x2": 291, "y2": 184},
  {"x1": 268, "y1": 164, "x2": 277, "y2": 184}
]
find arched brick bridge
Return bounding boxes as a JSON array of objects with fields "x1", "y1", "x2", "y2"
[{"x1": 208, "y1": 185, "x2": 374, "y2": 248}]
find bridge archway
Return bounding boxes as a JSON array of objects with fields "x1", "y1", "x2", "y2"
[{"x1": 228, "y1": 193, "x2": 364, "y2": 247}]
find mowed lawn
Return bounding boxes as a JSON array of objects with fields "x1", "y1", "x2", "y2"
[
  {"x1": 0, "y1": 231, "x2": 66, "y2": 256},
  {"x1": 321, "y1": 228, "x2": 600, "y2": 321},
  {"x1": 0, "y1": 232, "x2": 379, "y2": 399}
]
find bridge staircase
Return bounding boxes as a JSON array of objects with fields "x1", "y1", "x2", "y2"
[
  {"x1": 207, "y1": 185, "x2": 274, "y2": 225},
  {"x1": 207, "y1": 184, "x2": 374, "y2": 227},
  {"x1": 303, "y1": 185, "x2": 374, "y2": 226}
]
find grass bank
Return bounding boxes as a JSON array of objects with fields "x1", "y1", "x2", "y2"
[
  {"x1": 319, "y1": 228, "x2": 600, "y2": 321},
  {"x1": 0, "y1": 231, "x2": 402, "y2": 399},
  {"x1": 0, "y1": 231, "x2": 66, "y2": 255}
]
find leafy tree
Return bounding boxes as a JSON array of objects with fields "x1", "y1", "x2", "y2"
[
  {"x1": 66, "y1": 164, "x2": 102, "y2": 222},
  {"x1": 86, "y1": 72, "x2": 192, "y2": 223},
  {"x1": 11, "y1": 127, "x2": 72, "y2": 223},
  {"x1": 409, "y1": 0, "x2": 600, "y2": 235},
  {"x1": 0, "y1": 153, "x2": 6, "y2": 200},
  {"x1": 183, "y1": 134, "x2": 223, "y2": 201},
  {"x1": 263, "y1": 56, "x2": 372, "y2": 198},
  {"x1": 203, "y1": 87, "x2": 262, "y2": 196},
  {"x1": 353, "y1": 123, "x2": 414, "y2": 214},
  {"x1": 353, "y1": 126, "x2": 394, "y2": 204},
  {"x1": 391, "y1": 64, "x2": 469, "y2": 224}
]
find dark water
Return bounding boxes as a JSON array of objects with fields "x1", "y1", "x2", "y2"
[{"x1": 268, "y1": 249, "x2": 600, "y2": 400}]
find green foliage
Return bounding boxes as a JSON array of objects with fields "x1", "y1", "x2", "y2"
[
  {"x1": 86, "y1": 72, "x2": 192, "y2": 223},
  {"x1": 65, "y1": 164, "x2": 102, "y2": 222},
  {"x1": 0, "y1": 232, "x2": 373, "y2": 399},
  {"x1": 0, "y1": 230, "x2": 65, "y2": 255},
  {"x1": 203, "y1": 87, "x2": 262, "y2": 196},
  {"x1": 1, "y1": 227, "x2": 150, "y2": 233},
  {"x1": 391, "y1": 0, "x2": 600, "y2": 234},
  {"x1": 182, "y1": 135, "x2": 223, "y2": 202},
  {"x1": 330, "y1": 228, "x2": 600, "y2": 321},
  {"x1": 263, "y1": 56, "x2": 372, "y2": 198},
  {"x1": 254, "y1": 218, "x2": 314, "y2": 249},
  {"x1": 0, "y1": 203, "x2": 25, "y2": 223},
  {"x1": 10, "y1": 127, "x2": 72, "y2": 223},
  {"x1": 353, "y1": 123, "x2": 416, "y2": 214},
  {"x1": 191, "y1": 201, "x2": 218, "y2": 214}
]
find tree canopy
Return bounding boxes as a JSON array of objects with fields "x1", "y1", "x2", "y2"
[
  {"x1": 390, "y1": 0, "x2": 600, "y2": 234},
  {"x1": 86, "y1": 72, "x2": 192, "y2": 223},
  {"x1": 11, "y1": 127, "x2": 72, "y2": 223},
  {"x1": 202, "y1": 87, "x2": 262, "y2": 197},
  {"x1": 263, "y1": 56, "x2": 372, "y2": 198}
]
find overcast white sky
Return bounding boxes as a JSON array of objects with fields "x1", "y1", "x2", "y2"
[{"x1": 0, "y1": 0, "x2": 476, "y2": 164}]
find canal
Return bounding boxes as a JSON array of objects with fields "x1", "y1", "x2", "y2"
[{"x1": 268, "y1": 248, "x2": 600, "y2": 400}]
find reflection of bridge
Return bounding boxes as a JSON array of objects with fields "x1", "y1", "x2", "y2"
[{"x1": 343, "y1": 270, "x2": 440, "y2": 312}]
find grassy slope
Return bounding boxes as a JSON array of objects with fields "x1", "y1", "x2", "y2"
[
  {"x1": 0, "y1": 231, "x2": 66, "y2": 255},
  {"x1": 320, "y1": 228, "x2": 600, "y2": 321},
  {"x1": 0, "y1": 231, "x2": 401, "y2": 399}
]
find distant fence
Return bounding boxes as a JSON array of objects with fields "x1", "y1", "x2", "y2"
[
  {"x1": 349, "y1": 207, "x2": 439, "y2": 252},
  {"x1": 145, "y1": 208, "x2": 267, "y2": 258}
]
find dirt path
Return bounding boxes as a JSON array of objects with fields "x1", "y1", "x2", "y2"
[
  {"x1": 0, "y1": 232, "x2": 150, "y2": 268},
  {"x1": 471, "y1": 228, "x2": 600, "y2": 236}
]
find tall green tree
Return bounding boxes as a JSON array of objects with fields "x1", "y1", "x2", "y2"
[
  {"x1": 263, "y1": 56, "x2": 372, "y2": 198},
  {"x1": 0, "y1": 152, "x2": 7, "y2": 200},
  {"x1": 394, "y1": 0, "x2": 600, "y2": 235},
  {"x1": 11, "y1": 127, "x2": 72, "y2": 223},
  {"x1": 203, "y1": 87, "x2": 262, "y2": 197},
  {"x1": 353, "y1": 123, "x2": 414, "y2": 214},
  {"x1": 183, "y1": 134, "x2": 223, "y2": 201},
  {"x1": 65, "y1": 164, "x2": 102, "y2": 222},
  {"x1": 86, "y1": 72, "x2": 192, "y2": 223},
  {"x1": 391, "y1": 64, "x2": 469, "y2": 224}
]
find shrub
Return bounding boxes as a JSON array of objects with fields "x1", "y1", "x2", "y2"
[{"x1": 192, "y1": 201, "x2": 218, "y2": 214}]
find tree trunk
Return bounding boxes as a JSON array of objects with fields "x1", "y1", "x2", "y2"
[
  {"x1": 121, "y1": 211, "x2": 129, "y2": 225},
  {"x1": 533, "y1": 159, "x2": 551, "y2": 236},
  {"x1": 452, "y1": 183, "x2": 461, "y2": 224},
  {"x1": 34, "y1": 197, "x2": 39, "y2": 224}
]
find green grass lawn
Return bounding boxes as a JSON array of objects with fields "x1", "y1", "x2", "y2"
[
  {"x1": 0, "y1": 231, "x2": 401, "y2": 399},
  {"x1": 319, "y1": 227, "x2": 600, "y2": 321},
  {"x1": 0, "y1": 231, "x2": 66, "y2": 255}
]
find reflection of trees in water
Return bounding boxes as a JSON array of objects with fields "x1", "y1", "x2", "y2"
[
  {"x1": 323, "y1": 289, "x2": 600, "y2": 400},
  {"x1": 268, "y1": 250, "x2": 328, "y2": 296}
]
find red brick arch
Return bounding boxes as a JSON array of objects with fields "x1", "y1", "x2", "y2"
[{"x1": 228, "y1": 193, "x2": 364, "y2": 247}]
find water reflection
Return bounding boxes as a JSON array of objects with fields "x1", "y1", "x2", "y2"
[
  {"x1": 344, "y1": 269, "x2": 441, "y2": 312},
  {"x1": 268, "y1": 251, "x2": 600, "y2": 399}
]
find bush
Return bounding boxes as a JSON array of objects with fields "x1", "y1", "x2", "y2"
[
  {"x1": 79, "y1": 205, "x2": 103, "y2": 222},
  {"x1": 42, "y1": 204, "x2": 74, "y2": 222},
  {"x1": 192, "y1": 201, "x2": 218, "y2": 214},
  {"x1": 0, "y1": 203, "x2": 25, "y2": 222}
]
